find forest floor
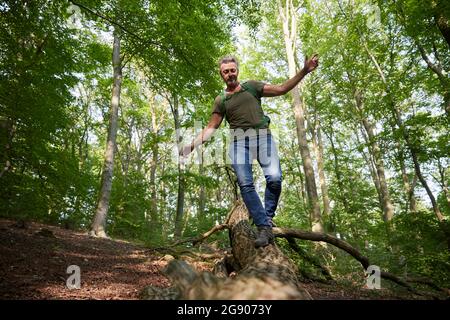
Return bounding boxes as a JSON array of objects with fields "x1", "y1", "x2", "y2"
[{"x1": 0, "y1": 218, "x2": 440, "y2": 300}]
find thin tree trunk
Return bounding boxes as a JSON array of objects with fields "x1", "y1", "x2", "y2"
[
  {"x1": 311, "y1": 119, "x2": 331, "y2": 217},
  {"x1": 397, "y1": 143, "x2": 417, "y2": 213},
  {"x1": 357, "y1": 127, "x2": 383, "y2": 210},
  {"x1": 159, "y1": 153, "x2": 168, "y2": 234},
  {"x1": 198, "y1": 156, "x2": 206, "y2": 218},
  {"x1": 77, "y1": 85, "x2": 91, "y2": 169},
  {"x1": 409, "y1": 146, "x2": 445, "y2": 223},
  {"x1": 148, "y1": 98, "x2": 160, "y2": 233},
  {"x1": 121, "y1": 118, "x2": 134, "y2": 190},
  {"x1": 437, "y1": 158, "x2": 450, "y2": 208},
  {"x1": 90, "y1": 32, "x2": 122, "y2": 238},
  {"x1": 291, "y1": 140, "x2": 308, "y2": 211},
  {"x1": 170, "y1": 95, "x2": 185, "y2": 239},
  {"x1": 149, "y1": 144, "x2": 159, "y2": 219},
  {"x1": 354, "y1": 90, "x2": 395, "y2": 222},
  {"x1": 325, "y1": 127, "x2": 347, "y2": 237},
  {"x1": 0, "y1": 118, "x2": 13, "y2": 179},
  {"x1": 175, "y1": 168, "x2": 186, "y2": 239},
  {"x1": 279, "y1": 0, "x2": 323, "y2": 233}
]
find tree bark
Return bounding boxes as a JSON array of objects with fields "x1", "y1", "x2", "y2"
[
  {"x1": 90, "y1": 32, "x2": 122, "y2": 238},
  {"x1": 279, "y1": 0, "x2": 323, "y2": 233}
]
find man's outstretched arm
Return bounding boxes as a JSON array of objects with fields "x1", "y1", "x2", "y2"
[
  {"x1": 262, "y1": 54, "x2": 319, "y2": 97},
  {"x1": 179, "y1": 112, "x2": 224, "y2": 157}
]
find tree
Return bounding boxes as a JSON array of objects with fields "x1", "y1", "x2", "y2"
[
  {"x1": 277, "y1": 0, "x2": 323, "y2": 232},
  {"x1": 90, "y1": 30, "x2": 122, "y2": 237}
]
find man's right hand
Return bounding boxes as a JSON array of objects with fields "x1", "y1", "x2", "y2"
[{"x1": 179, "y1": 143, "x2": 193, "y2": 157}]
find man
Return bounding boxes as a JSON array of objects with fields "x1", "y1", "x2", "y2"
[{"x1": 181, "y1": 54, "x2": 319, "y2": 247}]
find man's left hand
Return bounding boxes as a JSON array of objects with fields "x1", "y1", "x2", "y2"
[{"x1": 180, "y1": 143, "x2": 194, "y2": 157}]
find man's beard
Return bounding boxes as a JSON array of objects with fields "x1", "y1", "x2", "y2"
[{"x1": 227, "y1": 76, "x2": 237, "y2": 85}]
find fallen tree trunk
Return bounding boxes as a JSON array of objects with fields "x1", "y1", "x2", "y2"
[{"x1": 143, "y1": 201, "x2": 311, "y2": 300}]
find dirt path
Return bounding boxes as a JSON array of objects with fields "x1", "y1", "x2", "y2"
[
  {"x1": 0, "y1": 219, "x2": 172, "y2": 299},
  {"x1": 0, "y1": 218, "x2": 434, "y2": 300}
]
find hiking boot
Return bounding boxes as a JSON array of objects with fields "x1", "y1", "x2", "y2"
[{"x1": 254, "y1": 226, "x2": 274, "y2": 248}]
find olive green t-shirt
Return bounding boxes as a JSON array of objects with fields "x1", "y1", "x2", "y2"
[{"x1": 212, "y1": 80, "x2": 267, "y2": 129}]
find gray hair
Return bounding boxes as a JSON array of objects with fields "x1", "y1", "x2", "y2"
[{"x1": 218, "y1": 55, "x2": 239, "y2": 70}]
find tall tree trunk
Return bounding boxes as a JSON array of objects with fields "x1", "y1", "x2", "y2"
[
  {"x1": 170, "y1": 95, "x2": 185, "y2": 239},
  {"x1": 311, "y1": 118, "x2": 331, "y2": 217},
  {"x1": 77, "y1": 85, "x2": 91, "y2": 169},
  {"x1": 437, "y1": 158, "x2": 450, "y2": 209},
  {"x1": 90, "y1": 32, "x2": 122, "y2": 238},
  {"x1": 175, "y1": 165, "x2": 186, "y2": 239},
  {"x1": 279, "y1": 0, "x2": 323, "y2": 233},
  {"x1": 357, "y1": 127, "x2": 383, "y2": 211},
  {"x1": 159, "y1": 154, "x2": 168, "y2": 233},
  {"x1": 291, "y1": 140, "x2": 308, "y2": 211},
  {"x1": 148, "y1": 98, "x2": 160, "y2": 234},
  {"x1": 409, "y1": 143, "x2": 445, "y2": 223},
  {"x1": 121, "y1": 118, "x2": 134, "y2": 191},
  {"x1": 397, "y1": 143, "x2": 417, "y2": 213},
  {"x1": 198, "y1": 155, "x2": 206, "y2": 218},
  {"x1": 0, "y1": 118, "x2": 13, "y2": 179},
  {"x1": 325, "y1": 127, "x2": 347, "y2": 236},
  {"x1": 354, "y1": 90, "x2": 395, "y2": 222}
]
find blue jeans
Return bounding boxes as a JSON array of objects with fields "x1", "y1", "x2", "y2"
[{"x1": 228, "y1": 131, "x2": 282, "y2": 227}]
